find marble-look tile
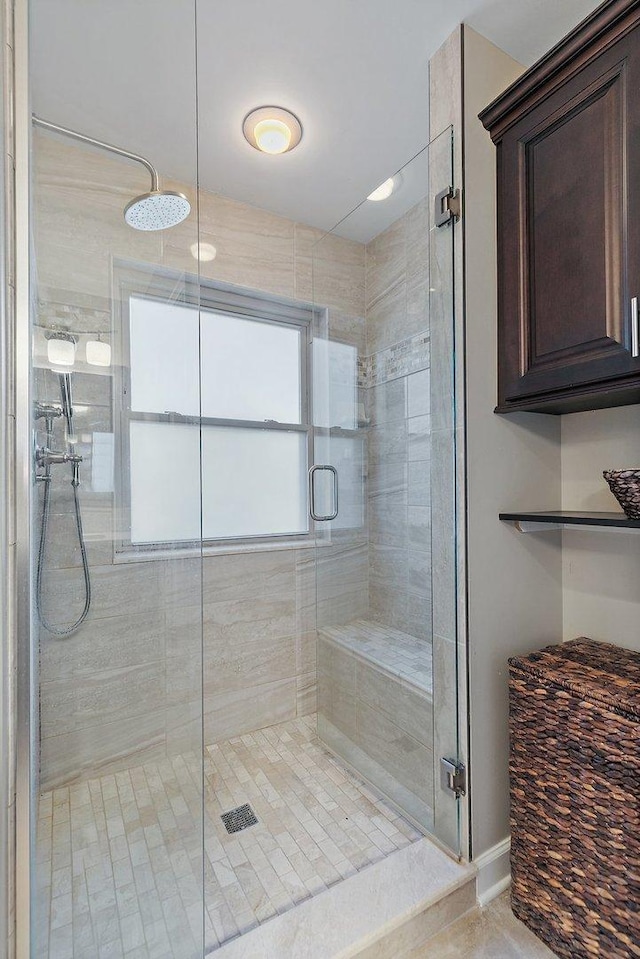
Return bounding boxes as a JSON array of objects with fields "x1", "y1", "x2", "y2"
[
  {"x1": 366, "y1": 215, "x2": 407, "y2": 310},
  {"x1": 204, "y1": 631, "x2": 296, "y2": 695},
  {"x1": 40, "y1": 708, "x2": 167, "y2": 789},
  {"x1": 370, "y1": 544, "x2": 408, "y2": 591},
  {"x1": 293, "y1": 222, "x2": 324, "y2": 302},
  {"x1": 327, "y1": 308, "x2": 367, "y2": 354},
  {"x1": 408, "y1": 506, "x2": 431, "y2": 550},
  {"x1": 405, "y1": 197, "x2": 430, "y2": 294},
  {"x1": 40, "y1": 661, "x2": 165, "y2": 737},
  {"x1": 41, "y1": 561, "x2": 163, "y2": 622},
  {"x1": 369, "y1": 501, "x2": 408, "y2": 549},
  {"x1": 368, "y1": 460, "x2": 408, "y2": 499},
  {"x1": 357, "y1": 880, "x2": 475, "y2": 959},
  {"x1": 368, "y1": 377, "x2": 407, "y2": 427},
  {"x1": 357, "y1": 700, "x2": 433, "y2": 803},
  {"x1": 296, "y1": 671, "x2": 317, "y2": 716},
  {"x1": 370, "y1": 584, "x2": 432, "y2": 642},
  {"x1": 37, "y1": 716, "x2": 424, "y2": 958},
  {"x1": 39, "y1": 610, "x2": 165, "y2": 682},
  {"x1": 366, "y1": 278, "x2": 407, "y2": 355},
  {"x1": 430, "y1": 428, "x2": 457, "y2": 642},
  {"x1": 408, "y1": 461, "x2": 431, "y2": 508},
  {"x1": 204, "y1": 678, "x2": 297, "y2": 744},
  {"x1": 202, "y1": 595, "x2": 295, "y2": 647},
  {"x1": 172, "y1": 190, "x2": 296, "y2": 300},
  {"x1": 410, "y1": 893, "x2": 557, "y2": 959},
  {"x1": 317, "y1": 640, "x2": 357, "y2": 738},
  {"x1": 408, "y1": 423, "x2": 432, "y2": 478},
  {"x1": 203, "y1": 549, "x2": 296, "y2": 603},
  {"x1": 357, "y1": 659, "x2": 433, "y2": 746},
  {"x1": 215, "y1": 838, "x2": 472, "y2": 959},
  {"x1": 319, "y1": 620, "x2": 432, "y2": 694},
  {"x1": 311, "y1": 231, "x2": 366, "y2": 318},
  {"x1": 408, "y1": 369, "x2": 431, "y2": 417},
  {"x1": 408, "y1": 549, "x2": 431, "y2": 595}
]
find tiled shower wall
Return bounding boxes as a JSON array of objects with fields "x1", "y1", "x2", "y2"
[
  {"x1": 364, "y1": 199, "x2": 431, "y2": 642},
  {"x1": 35, "y1": 133, "x2": 432, "y2": 788},
  {"x1": 34, "y1": 135, "x2": 367, "y2": 788}
]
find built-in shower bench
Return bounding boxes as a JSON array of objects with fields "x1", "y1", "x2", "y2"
[
  {"x1": 318, "y1": 619, "x2": 433, "y2": 695},
  {"x1": 317, "y1": 619, "x2": 434, "y2": 830}
]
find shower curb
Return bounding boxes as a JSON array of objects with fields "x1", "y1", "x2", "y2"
[{"x1": 211, "y1": 838, "x2": 476, "y2": 959}]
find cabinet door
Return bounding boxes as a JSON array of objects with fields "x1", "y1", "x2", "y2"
[{"x1": 497, "y1": 31, "x2": 640, "y2": 410}]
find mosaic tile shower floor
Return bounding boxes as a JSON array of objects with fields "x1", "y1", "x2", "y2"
[{"x1": 36, "y1": 715, "x2": 422, "y2": 958}]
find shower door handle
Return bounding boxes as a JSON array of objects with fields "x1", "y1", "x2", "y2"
[{"x1": 309, "y1": 465, "x2": 339, "y2": 522}]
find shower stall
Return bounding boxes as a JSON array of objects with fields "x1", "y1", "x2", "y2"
[{"x1": 15, "y1": 2, "x2": 465, "y2": 955}]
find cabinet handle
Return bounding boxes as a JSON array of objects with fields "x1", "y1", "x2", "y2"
[{"x1": 633, "y1": 297, "x2": 640, "y2": 359}]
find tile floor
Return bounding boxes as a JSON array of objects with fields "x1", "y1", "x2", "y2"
[
  {"x1": 318, "y1": 619, "x2": 433, "y2": 692},
  {"x1": 36, "y1": 715, "x2": 422, "y2": 958},
  {"x1": 413, "y1": 892, "x2": 557, "y2": 959}
]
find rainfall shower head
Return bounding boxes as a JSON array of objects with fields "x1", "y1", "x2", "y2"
[
  {"x1": 32, "y1": 115, "x2": 191, "y2": 231},
  {"x1": 124, "y1": 190, "x2": 191, "y2": 231}
]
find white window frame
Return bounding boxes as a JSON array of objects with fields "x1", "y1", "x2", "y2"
[{"x1": 113, "y1": 262, "x2": 320, "y2": 557}]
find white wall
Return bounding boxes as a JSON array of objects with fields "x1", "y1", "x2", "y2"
[
  {"x1": 463, "y1": 27, "x2": 564, "y2": 860},
  {"x1": 463, "y1": 28, "x2": 640, "y2": 871},
  {"x1": 562, "y1": 406, "x2": 640, "y2": 650}
]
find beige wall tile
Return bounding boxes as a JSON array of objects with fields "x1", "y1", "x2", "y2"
[
  {"x1": 356, "y1": 701, "x2": 433, "y2": 803},
  {"x1": 204, "y1": 679, "x2": 297, "y2": 744},
  {"x1": 40, "y1": 710, "x2": 167, "y2": 789},
  {"x1": 357, "y1": 660, "x2": 433, "y2": 746}
]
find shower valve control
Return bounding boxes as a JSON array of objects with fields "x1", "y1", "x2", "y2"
[{"x1": 35, "y1": 446, "x2": 83, "y2": 469}]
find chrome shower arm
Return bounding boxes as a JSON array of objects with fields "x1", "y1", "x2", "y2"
[{"x1": 32, "y1": 115, "x2": 160, "y2": 192}]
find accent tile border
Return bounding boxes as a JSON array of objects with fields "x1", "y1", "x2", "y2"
[{"x1": 359, "y1": 332, "x2": 430, "y2": 389}]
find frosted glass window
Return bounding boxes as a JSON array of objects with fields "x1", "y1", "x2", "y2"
[
  {"x1": 129, "y1": 297, "x2": 200, "y2": 416},
  {"x1": 313, "y1": 339, "x2": 357, "y2": 429},
  {"x1": 130, "y1": 421, "x2": 201, "y2": 544},
  {"x1": 201, "y1": 314, "x2": 301, "y2": 422},
  {"x1": 124, "y1": 280, "x2": 312, "y2": 547},
  {"x1": 202, "y1": 428, "x2": 307, "y2": 539}
]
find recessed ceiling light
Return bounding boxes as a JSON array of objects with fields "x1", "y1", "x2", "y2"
[
  {"x1": 190, "y1": 241, "x2": 217, "y2": 262},
  {"x1": 243, "y1": 106, "x2": 303, "y2": 155},
  {"x1": 367, "y1": 177, "x2": 396, "y2": 202}
]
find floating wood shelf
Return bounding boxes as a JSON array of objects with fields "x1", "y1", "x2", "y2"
[{"x1": 499, "y1": 511, "x2": 640, "y2": 533}]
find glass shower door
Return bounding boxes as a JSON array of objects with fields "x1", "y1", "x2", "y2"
[
  {"x1": 27, "y1": 2, "x2": 206, "y2": 956},
  {"x1": 312, "y1": 127, "x2": 462, "y2": 856}
]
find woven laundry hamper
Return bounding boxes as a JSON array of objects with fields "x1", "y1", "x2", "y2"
[{"x1": 508, "y1": 638, "x2": 640, "y2": 958}]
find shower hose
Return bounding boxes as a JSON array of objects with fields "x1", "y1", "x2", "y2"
[{"x1": 36, "y1": 460, "x2": 91, "y2": 636}]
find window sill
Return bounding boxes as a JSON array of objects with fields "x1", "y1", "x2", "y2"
[{"x1": 112, "y1": 536, "x2": 336, "y2": 564}]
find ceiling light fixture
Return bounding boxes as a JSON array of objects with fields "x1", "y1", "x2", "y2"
[
  {"x1": 367, "y1": 177, "x2": 396, "y2": 202},
  {"x1": 243, "y1": 106, "x2": 303, "y2": 155},
  {"x1": 190, "y1": 241, "x2": 217, "y2": 262}
]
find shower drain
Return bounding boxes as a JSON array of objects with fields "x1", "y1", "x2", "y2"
[{"x1": 220, "y1": 803, "x2": 259, "y2": 834}]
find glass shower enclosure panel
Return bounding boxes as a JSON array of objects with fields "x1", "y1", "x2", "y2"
[
  {"x1": 28, "y1": 2, "x2": 205, "y2": 956},
  {"x1": 313, "y1": 128, "x2": 461, "y2": 855}
]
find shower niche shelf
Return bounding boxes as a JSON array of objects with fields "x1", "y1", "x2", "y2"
[{"x1": 500, "y1": 511, "x2": 640, "y2": 533}]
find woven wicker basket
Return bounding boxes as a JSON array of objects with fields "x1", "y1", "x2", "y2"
[
  {"x1": 509, "y1": 638, "x2": 640, "y2": 959},
  {"x1": 603, "y1": 468, "x2": 640, "y2": 519}
]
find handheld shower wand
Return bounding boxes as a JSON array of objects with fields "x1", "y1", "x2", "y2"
[
  {"x1": 35, "y1": 372, "x2": 92, "y2": 636},
  {"x1": 59, "y1": 372, "x2": 76, "y2": 444}
]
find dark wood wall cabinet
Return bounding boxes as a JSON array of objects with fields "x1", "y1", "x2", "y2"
[{"x1": 480, "y1": 0, "x2": 640, "y2": 414}]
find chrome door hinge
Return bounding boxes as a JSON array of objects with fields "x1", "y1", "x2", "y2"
[
  {"x1": 435, "y1": 187, "x2": 461, "y2": 227},
  {"x1": 440, "y1": 757, "x2": 466, "y2": 798}
]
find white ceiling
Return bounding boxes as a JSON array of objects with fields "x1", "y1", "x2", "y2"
[{"x1": 31, "y1": 0, "x2": 602, "y2": 242}]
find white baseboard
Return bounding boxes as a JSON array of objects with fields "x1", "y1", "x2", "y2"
[{"x1": 474, "y1": 837, "x2": 511, "y2": 907}]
